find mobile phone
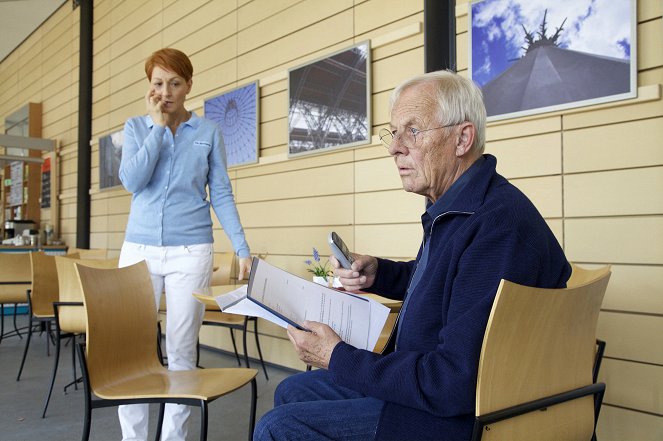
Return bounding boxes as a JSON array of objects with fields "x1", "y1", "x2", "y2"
[{"x1": 328, "y1": 231, "x2": 354, "y2": 269}]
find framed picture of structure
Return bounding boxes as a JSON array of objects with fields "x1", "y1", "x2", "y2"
[
  {"x1": 288, "y1": 41, "x2": 371, "y2": 157},
  {"x1": 204, "y1": 81, "x2": 259, "y2": 168},
  {"x1": 99, "y1": 130, "x2": 123, "y2": 190},
  {"x1": 469, "y1": 0, "x2": 637, "y2": 121}
]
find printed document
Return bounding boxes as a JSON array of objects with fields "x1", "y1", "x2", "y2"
[{"x1": 213, "y1": 258, "x2": 390, "y2": 351}]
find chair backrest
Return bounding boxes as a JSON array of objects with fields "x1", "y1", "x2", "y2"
[
  {"x1": 55, "y1": 256, "x2": 119, "y2": 333},
  {"x1": 68, "y1": 248, "x2": 108, "y2": 260},
  {"x1": 475, "y1": 270, "x2": 611, "y2": 441},
  {"x1": 29, "y1": 251, "x2": 60, "y2": 317},
  {"x1": 211, "y1": 252, "x2": 235, "y2": 286},
  {"x1": 567, "y1": 263, "x2": 611, "y2": 288},
  {"x1": 76, "y1": 261, "x2": 162, "y2": 391},
  {"x1": 0, "y1": 252, "x2": 32, "y2": 303}
]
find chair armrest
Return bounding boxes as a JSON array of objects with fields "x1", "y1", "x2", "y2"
[{"x1": 472, "y1": 383, "x2": 606, "y2": 441}]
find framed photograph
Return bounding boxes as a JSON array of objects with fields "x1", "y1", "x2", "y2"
[
  {"x1": 99, "y1": 130, "x2": 123, "y2": 190},
  {"x1": 204, "y1": 81, "x2": 259, "y2": 168},
  {"x1": 469, "y1": 0, "x2": 637, "y2": 121},
  {"x1": 288, "y1": 41, "x2": 371, "y2": 157}
]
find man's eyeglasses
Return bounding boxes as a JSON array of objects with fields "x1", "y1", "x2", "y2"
[{"x1": 379, "y1": 123, "x2": 462, "y2": 149}]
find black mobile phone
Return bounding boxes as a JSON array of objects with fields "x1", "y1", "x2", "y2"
[{"x1": 328, "y1": 231, "x2": 354, "y2": 269}]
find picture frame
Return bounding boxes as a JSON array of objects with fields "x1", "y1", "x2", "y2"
[
  {"x1": 469, "y1": 0, "x2": 637, "y2": 121},
  {"x1": 204, "y1": 81, "x2": 259, "y2": 168},
  {"x1": 288, "y1": 41, "x2": 371, "y2": 157},
  {"x1": 99, "y1": 129, "x2": 123, "y2": 190}
]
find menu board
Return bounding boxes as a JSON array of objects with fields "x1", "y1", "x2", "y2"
[{"x1": 8, "y1": 161, "x2": 23, "y2": 207}]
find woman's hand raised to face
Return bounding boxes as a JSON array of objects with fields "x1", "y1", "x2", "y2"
[{"x1": 145, "y1": 88, "x2": 166, "y2": 127}]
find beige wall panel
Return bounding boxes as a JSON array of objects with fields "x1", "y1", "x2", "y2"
[
  {"x1": 236, "y1": 149, "x2": 354, "y2": 179},
  {"x1": 597, "y1": 405, "x2": 663, "y2": 441},
  {"x1": 109, "y1": 100, "x2": 144, "y2": 130},
  {"x1": 510, "y1": 175, "x2": 562, "y2": 218},
  {"x1": 639, "y1": 0, "x2": 662, "y2": 20},
  {"x1": 367, "y1": 21, "x2": 423, "y2": 62},
  {"x1": 600, "y1": 264, "x2": 663, "y2": 314},
  {"x1": 639, "y1": 19, "x2": 663, "y2": 71},
  {"x1": 238, "y1": 195, "x2": 354, "y2": 228},
  {"x1": 355, "y1": 190, "x2": 423, "y2": 225},
  {"x1": 565, "y1": 167, "x2": 663, "y2": 217},
  {"x1": 246, "y1": 225, "x2": 354, "y2": 258},
  {"x1": 355, "y1": 156, "x2": 403, "y2": 192},
  {"x1": 355, "y1": 224, "x2": 421, "y2": 259},
  {"x1": 110, "y1": 81, "x2": 145, "y2": 114},
  {"x1": 90, "y1": 213, "x2": 128, "y2": 233},
  {"x1": 563, "y1": 92, "x2": 663, "y2": 130},
  {"x1": 163, "y1": 0, "x2": 234, "y2": 30},
  {"x1": 259, "y1": 118, "x2": 288, "y2": 149},
  {"x1": 640, "y1": 66, "x2": 663, "y2": 88},
  {"x1": 354, "y1": 144, "x2": 387, "y2": 162},
  {"x1": 237, "y1": 163, "x2": 353, "y2": 202},
  {"x1": 597, "y1": 311, "x2": 663, "y2": 364},
  {"x1": 237, "y1": 0, "x2": 301, "y2": 30},
  {"x1": 260, "y1": 78, "x2": 287, "y2": 98},
  {"x1": 486, "y1": 116, "x2": 561, "y2": 141},
  {"x1": 90, "y1": 194, "x2": 131, "y2": 217},
  {"x1": 237, "y1": 0, "x2": 352, "y2": 54},
  {"x1": 354, "y1": 0, "x2": 423, "y2": 35},
  {"x1": 187, "y1": 35, "x2": 237, "y2": 78},
  {"x1": 191, "y1": 60, "x2": 238, "y2": 101},
  {"x1": 373, "y1": 89, "x2": 392, "y2": 127},
  {"x1": 456, "y1": 31, "x2": 468, "y2": 71},
  {"x1": 600, "y1": 358, "x2": 663, "y2": 415},
  {"x1": 108, "y1": 35, "x2": 162, "y2": 83},
  {"x1": 237, "y1": 12, "x2": 354, "y2": 79},
  {"x1": 260, "y1": 90, "x2": 287, "y2": 123},
  {"x1": 564, "y1": 118, "x2": 663, "y2": 173},
  {"x1": 485, "y1": 132, "x2": 562, "y2": 179},
  {"x1": 371, "y1": 47, "x2": 424, "y2": 93},
  {"x1": 164, "y1": 4, "x2": 236, "y2": 50},
  {"x1": 565, "y1": 217, "x2": 663, "y2": 264}
]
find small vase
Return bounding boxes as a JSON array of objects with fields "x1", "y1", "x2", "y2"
[{"x1": 312, "y1": 276, "x2": 331, "y2": 287}]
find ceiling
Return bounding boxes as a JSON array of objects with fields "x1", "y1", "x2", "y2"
[{"x1": 0, "y1": 0, "x2": 67, "y2": 63}]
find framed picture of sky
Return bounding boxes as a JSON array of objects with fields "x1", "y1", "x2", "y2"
[
  {"x1": 204, "y1": 81, "x2": 259, "y2": 168},
  {"x1": 288, "y1": 41, "x2": 371, "y2": 157},
  {"x1": 469, "y1": 0, "x2": 637, "y2": 121},
  {"x1": 99, "y1": 130, "x2": 123, "y2": 190}
]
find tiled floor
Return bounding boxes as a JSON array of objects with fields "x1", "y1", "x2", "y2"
[{"x1": 0, "y1": 314, "x2": 294, "y2": 441}]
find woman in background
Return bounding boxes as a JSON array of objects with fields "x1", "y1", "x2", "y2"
[{"x1": 118, "y1": 48, "x2": 251, "y2": 441}]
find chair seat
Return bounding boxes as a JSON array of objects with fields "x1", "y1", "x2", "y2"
[
  {"x1": 203, "y1": 310, "x2": 245, "y2": 326},
  {"x1": 95, "y1": 367, "x2": 258, "y2": 401}
]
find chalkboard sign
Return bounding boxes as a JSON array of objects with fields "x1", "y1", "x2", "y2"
[{"x1": 41, "y1": 157, "x2": 51, "y2": 208}]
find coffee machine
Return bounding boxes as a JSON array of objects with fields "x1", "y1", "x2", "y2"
[{"x1": 3, "y1": 220, "x2": 36, "y2": 241}]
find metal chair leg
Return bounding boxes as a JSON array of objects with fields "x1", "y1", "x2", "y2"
[
  {"x1": 76, "y1": 343, "x2": 92, "y2": 441},
  {"x1": 155, "y1": 403, "x2": 165, "y2": 441},
  {"x1": 16, "y1": 313, "x2": 34, "y2": 381},
  {"x1": 42, "y1": 323, "x2": 63, "y2": 417},
  {"x1": 252, "y1": 317, "x2": 269, "y2": 380},
  {"x1": 229, "y1": 327, "x2": 241, "y2": 366},
  {"x1": 248, "y1": 378, "x2": 257, "y2": 441},
  {"x1": 200, "y1": 400, "x2": 208, "y2": 441}
]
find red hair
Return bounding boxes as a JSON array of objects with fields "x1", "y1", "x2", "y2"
[{"x1": 145, "y1": 48, "x2": 193, "y2": 82}]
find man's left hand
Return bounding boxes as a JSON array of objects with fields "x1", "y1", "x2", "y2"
[{"x1": 287, "y1": 321, "x2": 342, "y2": 369}]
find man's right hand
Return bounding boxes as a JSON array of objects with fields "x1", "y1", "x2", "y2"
[{"x1": 330, "y1": 253, "x2": 378, "y2": 292}]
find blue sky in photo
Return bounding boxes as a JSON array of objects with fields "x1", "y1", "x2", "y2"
[{"x1": 470, "y1": 0, "x2": 632, "y2": 86}]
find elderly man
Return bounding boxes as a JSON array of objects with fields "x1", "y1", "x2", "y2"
[{"x1": 254, "y1": 70, "x2": 571, "y2": 441}]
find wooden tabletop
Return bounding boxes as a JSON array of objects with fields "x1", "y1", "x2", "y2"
[{"x1": 192, "y1": 284, "x2": 402, "y2": 313}]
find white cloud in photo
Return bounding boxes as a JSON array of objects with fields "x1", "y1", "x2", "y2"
[{"x1": 472, "y1": 0, "x2": 631, "y2": 59}]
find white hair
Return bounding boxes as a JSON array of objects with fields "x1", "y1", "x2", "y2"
[{"x1": 389, "y1": 70, "x2": 486, "y2": 153}]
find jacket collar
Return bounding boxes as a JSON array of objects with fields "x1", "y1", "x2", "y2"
[{"x1": 145, "y1": 110, "x2": 199, "y2": 129}]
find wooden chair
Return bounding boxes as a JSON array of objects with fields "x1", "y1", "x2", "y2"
[
  {"x1": 568, "y1": 263, "x2": 611, "y2": 385},
  {"x1": 16, "y1": 251, "x2": 60, "y2": 381},
  {"x1": 74, "y1": 261, "x2": 257, "y2": 441},
  {"x1": 471, "y1": 267, "x2": 611, "y2": 441},
  {"x1": 199, "y1": 252, "x2": 269, "y2": 379},
  {"x1": 41, "y1": 256, "x2": 119, "y2": 418},
  {"x1": 0, "y1": 252, "x2": 31, "y2": 343}
]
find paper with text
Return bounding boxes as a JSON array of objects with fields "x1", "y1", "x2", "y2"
[{"x1": 215, "y1": 258, "x2": 390, "y2": 351}]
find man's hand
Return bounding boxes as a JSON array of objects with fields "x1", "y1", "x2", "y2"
[
  {"x1": 237, "y1": 257, "x2": 252, "y2": 281},
  {"x1": 330, "y1": 253, "x2": 378, "y2": 292},
  {"x1": 287, "y1": 321, "x2": 342, "y2": 369}
]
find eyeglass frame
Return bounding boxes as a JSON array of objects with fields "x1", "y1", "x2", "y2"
[{"x1": 378, "y1": 122, "x2": 464, "y2": 149}]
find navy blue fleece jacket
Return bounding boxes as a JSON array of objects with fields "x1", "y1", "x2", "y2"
[{"x1": 328, "y1": 154, "x2": 571, "y2": 441}]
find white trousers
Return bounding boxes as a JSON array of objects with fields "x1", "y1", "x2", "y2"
[{"x1": 117, "y1": 241, "x2": 213, "y2": 441}]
